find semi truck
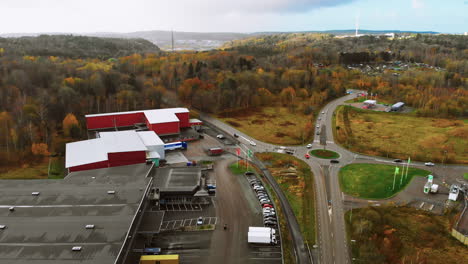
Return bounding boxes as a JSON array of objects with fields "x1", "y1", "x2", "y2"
[
  {"x1": 248, "y1": 232, "x2": 277, "y2": 245},
  {"x1": 248, "y1": 226, "x2": 277, "y2": 245},
  {"x1": 249, "y1": 227, "x2": 276, "y2": 235}
]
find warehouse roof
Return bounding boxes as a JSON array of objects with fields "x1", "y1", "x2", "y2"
[
  {"x1": 0, "y1": 164, "x2": 152, "y2": 264},
  {"x1": 154, "y1": 167, "x2": 201, "y2": 194},
  {"x1": 66, "y1": 130, "x2": 165, "y2": 168},
  {"x1": 99, "y1": 131, "x2": 148, "y2": 153},
  {"x1": 85, "y1": 108, "x2": 189, "y2": 125},
  {"x1": 143, "y1": 108, "x2": 189, "y2": 124},
  {"x1": 137, "y1": 131, "x2": 164, "y2": 147},
  {"x1": 65, "y1": 138, "x2": 108, "y2": 168}
]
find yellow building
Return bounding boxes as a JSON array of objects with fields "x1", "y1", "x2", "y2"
[{"x1": 139, "y1": 254, "x2": 179, "y2": 264}]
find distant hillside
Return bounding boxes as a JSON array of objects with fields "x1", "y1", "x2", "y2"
[
  {"x1": 0, "y1": 29, "x2": 442, "y2": 52},
  {"x1": 0, "y1": 35, "x2": 160, "y2": 58},
  {"x1": 253, "y1": 29, "x2": 439, "y2": 35},
  {"x1": 87, "y1": 31, "x2": 249, "y2": 51}
]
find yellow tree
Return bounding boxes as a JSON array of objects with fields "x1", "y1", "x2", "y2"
[{"x1": 62, "y1": 113, "x2": 79, "y2": 137}]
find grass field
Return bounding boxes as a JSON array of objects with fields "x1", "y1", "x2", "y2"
[
  {"x1": 218, "y1": 106, "x2": 315, "y2": 145},
  {"x1": 228, "y1": 161, "x2": 252, "y2": 175},
  {"x1": 345, "y1": 205, "x2": 468, "y2": 264},
  {"x1": 0, "y1": 157, "x2": 65, "y2": 179},
  {"x1": 256, "y1": 152, "x2": 316, "y2": 245},
  {"x1": 309, "y1": 149, "x2": 340, "y2": 159},
  {"x1": 334, "y1": 105, "x2": 468, "y2": 164},
  {"x1": 339, "y1": 163, "x2": 430, "y2": 199}
]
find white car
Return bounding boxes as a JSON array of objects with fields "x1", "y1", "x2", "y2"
[
  {"x1": 424, "y1": 162, "x2": 435, "y2": 166},
  {"x1": 306, "y1": 144, "x2": 312, "y2": 149},
  {"x1": 216, "y1": 134, "x2": 225, "y2": 139},
  {"x1": 322, "y1": 111, "x2": 325, "y2": 114},
  {"x1": 250, "y1": 141, "x2": 257, "y2": 146},
  {"x1": 316, "y1": 125, "x2": 320, "y2": 128},
  {"x1": 197, "y1": 217, "x2": 203, "y2": 225}
]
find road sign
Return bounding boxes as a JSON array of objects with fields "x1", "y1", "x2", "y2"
[
  {"x1": 248, "y1": 149, "x2": 253, "y2": 158},
  {"x1": 428, "y1": 175, "x2": 433, "y2": 181}
]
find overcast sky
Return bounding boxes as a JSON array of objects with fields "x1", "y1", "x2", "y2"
[{"x1": 0, "y1": 0, "x2": 466, "y2": 33}]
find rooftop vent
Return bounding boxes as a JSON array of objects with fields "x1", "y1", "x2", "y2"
[
  {"x1": 85, "y1": 225, "x2": 95, "y2": 229},
  {"x1": 107, "y1": 190, "x2": 116, "y2": 194},
  {"x1": 8, "y1": 207, "x2": 14, "y2": 212},
  {"x1": 72, "y1": 246, "x2": 82, "y2": 251},
  {"x1": 31, "y1": 192, "x2": 40, "y2": 196},
  {"x1": 0, "y1": 225, "x2": 6, "y2": 229}
]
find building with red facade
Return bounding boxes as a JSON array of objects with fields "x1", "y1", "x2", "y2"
[
  {"x1": 85, "y1": 108, "x2": 201, "y2": 136},
  {"x1": 65, "y1": 130, "x2": 164, "y2": 172}
]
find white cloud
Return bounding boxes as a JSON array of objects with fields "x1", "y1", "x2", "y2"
[{"x1": 412, "y1": 0, "x2": 425, "y2": 9}]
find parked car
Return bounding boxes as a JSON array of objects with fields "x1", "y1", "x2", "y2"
[
  {"x1": 264, "y1": 220, "x2": 278, "y2": 225},
  {"x1": 316, "y1": 125, "x2": 320, "y2": 128},
  {"x1": 305, "y1": 154, "x2": 310, "y2": 159},
  {"x1": 318, "y1": 117, "x2": 321, "y2": 121},
  {"x1": 216, "y1": 134, "x2": 225, "y2": 139},
  {"x1": 264, "y1": 216, "x2": 276, "y2": 221},
  {"x1": 197, "y1": 217, "x2": 203, "y2": 225},
  {"x1": 262, "y1": 204, "x2": 273, "y2": 208},
  {"x1": 322, "y1": 111, "x2": 325, "y2": 114},
  {"x1": 394, "y1": 159, "x2": 402, "y2": 163},
  {"x1": 306, "y1": 144, "x2": 312, "y2": 149},
  {"x1": 330, "y1": 159, "x2": 339, "y2": 164},
  {"x1": 425, "y1": 162, "x2": 435, "y2": 166}
]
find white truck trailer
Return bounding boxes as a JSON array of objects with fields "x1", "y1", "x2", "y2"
[
  {"x1": 249, "y1": 227, "x2": 276, "y2": 235},
  {"x1": 248, "y1": 232, "x2": 277, "y2": 245}
]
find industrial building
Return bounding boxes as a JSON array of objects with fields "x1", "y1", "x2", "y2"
[
  {"x1": 65, "y1": 130, "x2": 165, "y2": 172},
  {"x1": 0, "y1": 164, "x2": 153, "y2": 264},
  {"x1": 154, "y1": 167, "x2": 207, "y2": 199},
  {"x1": 85, "y1": 108, "x2": 202, "y2": 136}
]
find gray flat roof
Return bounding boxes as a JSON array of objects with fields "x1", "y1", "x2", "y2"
[
  {"x1": 0, "y1": 164, "x2": 152, "y2": 264},
  {"x1": 154, "y1": 167, "x2": 201, "y2": 194}
]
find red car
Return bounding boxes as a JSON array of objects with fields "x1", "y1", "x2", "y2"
[
  {"x1": 262, "y1": 204, "x2": 273, "y2": 208},
  {"x1": 305, "y1": 154, "x2": 310, "y2": 159}
]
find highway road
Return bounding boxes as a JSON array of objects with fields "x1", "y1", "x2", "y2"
[{"x1": 201, "y1": 90, "x2": 468, "y2": 264}]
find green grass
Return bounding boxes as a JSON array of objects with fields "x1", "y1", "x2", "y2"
[
  {"x1": 334, "y1": 105, "x2": 468, "y2": 164},
  {"x1": 228, "y1": 162, "x2": 252, "y2": 175},
  {"x1": 339, "y1": 163, "x2": 431, "y2": 199},
  {"x1": 464, "y1": 173, "x2": 468, "y2": 180},
  {"x1": 0, "y1": 157, "x2": 65, "y2": 179},
  {"x1": 309, "y1": 149, "x2": 340, "y2": 159},
  {"x1": 218, "y1": 106, "x2": 315, "y2": 145},
  {"x1": 256, "y1": 152, "x2": 316, "y2": 245},
  {"x1": 345, "y1": 205, "x2": 468, "y2": 264}
]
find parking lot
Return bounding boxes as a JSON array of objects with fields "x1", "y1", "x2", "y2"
[
  {"x1": 138, "y1": 132, "x2": 283, "y2": 263},
  {"x1": 160, "y1": 217, "x2": 218, "y2": 231}
]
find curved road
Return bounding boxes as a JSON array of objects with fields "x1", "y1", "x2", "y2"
[{"x1": 201, "y1": 91, "x2": 468, "y2": 264}]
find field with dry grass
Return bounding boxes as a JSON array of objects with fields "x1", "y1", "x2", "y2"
[
  {"x1": 345, "y1": 205, "x2": 468, "y2": 264},
  {"x1": 0, "y1": 157, "x2": 65, "y2": 179},
  {"x1": 334, "y1": 105, "x2": 468, "y2": 164},
  {"x1": 218, "y1": 106, "x2": 315, "y2": 145}
]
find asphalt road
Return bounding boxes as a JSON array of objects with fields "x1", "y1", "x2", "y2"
[{"x1": 201, "y1": 91, "x2": 468, "y2": 264}]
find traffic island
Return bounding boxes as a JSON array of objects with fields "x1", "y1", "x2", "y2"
[
  {"x1": 309, "y1": 149, "x2": 340, "y2": 159},
  {"x1": 339, "y1": 163, "x2": 431, "y2": 199}
]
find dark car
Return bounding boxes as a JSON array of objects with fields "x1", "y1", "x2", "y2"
[
  {"x1": 330, "y1": 160, "x2": 339, "y2": 164},
  {"x1": 394, "y1": 159, "x2": 402, "y2": 163},
  {"x1": 233, "y1": 133, "x2": 239, "y2": 138}
]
